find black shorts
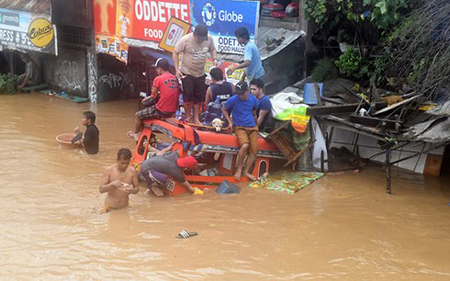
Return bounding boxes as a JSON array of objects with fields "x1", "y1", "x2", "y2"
[{"x1": 181, "y1": 74, "x2": 207, "y2": 104}]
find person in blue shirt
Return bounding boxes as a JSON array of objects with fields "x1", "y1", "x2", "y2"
[
  {"x1": 227, "y1": 27, "x2": 265, "y2": 82},
  {"x1": 222, "y1": 81, "x2": 259, "y2": 181},
  {"x1": 250, "y1": 78, "x2": 272, "y2": 132}
]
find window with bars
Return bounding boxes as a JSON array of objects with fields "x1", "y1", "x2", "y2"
[{"x1": 56, "y1": 25, "x2": 92, "y2": 46}]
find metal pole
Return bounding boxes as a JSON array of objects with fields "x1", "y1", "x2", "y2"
[
  {"x1": 321, "y1": 150, "x2": 324, "y2": 173},
  {"x1": 386, "y1": 147, "x2": 391, "y2": 194}
]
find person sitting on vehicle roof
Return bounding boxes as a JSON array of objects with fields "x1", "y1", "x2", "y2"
[
  {"x1": 205, "y1": 67, "x2": 235, "y2": 106},
  {"x1": 202, "y1": 67, "x2": 235, "y2": 126},
  {"x1": 128, "y1": 58, "x2": 179, "y2": 141},
  {"x1": 139, "y1": 151, "x2": 198, "y2": 197},
  {"x1": 222, "y1": 81, "x2": 259, "y2": 181},
  {"x1": 250, "y1": 78, "x2": 272, "y2": 132}
]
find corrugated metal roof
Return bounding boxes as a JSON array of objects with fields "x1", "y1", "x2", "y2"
[
  {"x1": 401, "y1": 116, "x2": 450, "y2": 143},
  {"x1": 124, "y1": 26, "x2": 305, "y2": 63},
  {"x1": 0, "y1": 0, "x2": 51, "y2": 14},
  {"x1": 410, "y1": 118, "x2": 450, "y2": 143},
  {"x1": 220, "y1": 26, "x2": 305, "y2": 62}
]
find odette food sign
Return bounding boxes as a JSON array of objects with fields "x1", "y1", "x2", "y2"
[{"x1": 118, "y1": 0, "x2": 190, "y2": 41}]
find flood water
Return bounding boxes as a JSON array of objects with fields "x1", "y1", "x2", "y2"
[{"x1": 1, "y1": 93, "x2": 449, "y2": 280}]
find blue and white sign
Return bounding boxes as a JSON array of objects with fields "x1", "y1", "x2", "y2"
[{"x1": 190, "y1": 0, "x2": 260, "y2": 55}]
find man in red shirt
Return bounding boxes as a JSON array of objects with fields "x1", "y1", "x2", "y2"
[{"x1": 128, "y1": 58, "x2": 179, "y2": 141}]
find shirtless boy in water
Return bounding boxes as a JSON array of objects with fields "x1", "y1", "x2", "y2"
[{"x1": 99, "y1": 148, "x2": 139, "y2": 212}]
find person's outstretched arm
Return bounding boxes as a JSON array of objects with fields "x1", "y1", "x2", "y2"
[
  {"x1": 227, "y1": 61, "x2": 250, "y2": 76},
  {"x1": 210, "y1": 48, "x2": 218, "y2": 66},
  {"x1": 180, "y1": 180, "x2": 194, "y2": 193},
  {"x1": 172, "y1": 50, "x2": 184, "y2": 78},
  {"x1": 222, "y1": 106, "x2": 233, "y2": 131}
]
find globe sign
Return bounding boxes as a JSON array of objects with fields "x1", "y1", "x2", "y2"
[{"x1": 201, "y1": 2, "x2": 216, "y2": 27}]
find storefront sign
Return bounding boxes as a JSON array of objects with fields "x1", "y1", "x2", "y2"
[
  {"x1": 190, "y1": 0, "x2": 259, "y2": 54},
  {"x1": 96, "y1": 35, "x2": 130, "y2": 64},
  {"x1": 0, "y1": 8, "x2": 57, "y2": 54},
  {"x1": 114, "y1": 0, "x2": 190, "y2": 41},
  {"x1": 28, "y1": 18, "x2": 54, "y2": 48},
  {"x1": 94, "y1": 0, "x2": 259, "y2": 55},
  {"x1": 158, "y1": 16, "x2": 191, "y2": 52}
]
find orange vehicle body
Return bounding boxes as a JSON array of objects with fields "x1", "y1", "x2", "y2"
[{"x1": 132, "y1": 119, "x2": 283, "y2": 196}]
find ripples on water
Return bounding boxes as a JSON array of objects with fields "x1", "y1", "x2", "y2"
[{"x1": 0, "y1": 94, "x2": 449, "y2": 279}]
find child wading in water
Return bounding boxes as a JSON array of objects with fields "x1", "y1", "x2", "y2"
[{"x1": 74, "y1": 111, "x2": 100, "y2": 154}]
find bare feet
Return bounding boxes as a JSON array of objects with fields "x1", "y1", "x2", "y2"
[
  {"x1": 150, "y1": 184, "x2": 164, "y2": 197},
  {"x1": 234, "y1": 168, "x2": 242, "y2": 181},
  {"x1": 127, "y1": 130, "x2": 141, "y2": 142},
  {"x1": 244, "y1": 172, "x2": 257, "y2": 181}
]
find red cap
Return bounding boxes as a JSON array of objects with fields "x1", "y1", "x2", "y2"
[{"x1": 176, "y1": 156, "x2": 198, "y2": 169}]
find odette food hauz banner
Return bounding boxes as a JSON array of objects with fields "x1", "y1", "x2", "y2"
[
  {"x1": 190, "y1": 0, "x2": 260, "y2": 55},
  {"x1": 0, "y1": 8, "x2": 57, "y2": 55}
]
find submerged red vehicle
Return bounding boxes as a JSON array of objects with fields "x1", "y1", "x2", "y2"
[{"x1": 131, "y1": 119, "x2": 284, "y2": 196}]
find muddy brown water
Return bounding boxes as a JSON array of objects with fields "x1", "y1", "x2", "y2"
[{"x1": 1, "y1": 93, "x2": 449, "y2": 280}]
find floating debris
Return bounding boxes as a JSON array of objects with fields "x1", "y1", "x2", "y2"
[{"x1": 250, "y1": 171, "x2": 324, "y2": 194}]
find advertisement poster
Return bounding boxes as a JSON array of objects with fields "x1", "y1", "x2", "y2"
[
  {"x1": 116, "y1": 0, "x2": 190, "y2": 42},
  {"x1": 96, "y1": 35, "x2": 130, "y2": 64},
  {"x1": 158, "y1": 17, "x2": 191, "y2": 53},
  {"x1": 0, "y1": 8, "x2": 57, "y2": 54},
  {"x1": 190, "y1": 0, "x2": 259, "y2": 55},
  {"x1": 94, "y1": 0, "x2": 128, "y2": 63},
  {"x1": 204, "y1": 58, "x2": 245, "y2": 85},
  {"x1": 93, "y1": 0, "x2": 117, "y2": 36}
]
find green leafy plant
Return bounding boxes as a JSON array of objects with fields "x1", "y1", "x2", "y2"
[
  {"x1": 371, "y1": 53, "x2": 389, "y2": 84},
  {"x1": 312, "y1": 58, "x2": 338, "y2": 82},
  {"x1": 303, "y1": 0, "x2": 410, "y2": 32},
  {"x1": 370, "y1": 0, "x2": 409, "y2": 31},
  {"x1": 303, "y1": 0, "x2": 412, "y2": 84},
  {"x1": 335, "y1": 47, "x2": 361, "y2": 78},
  {"x1": 0, "y1": 73, "x2": 18, "y2": 95},
  {"x1": 303, "y1": 0, "x2": 328, "y2": 28}
]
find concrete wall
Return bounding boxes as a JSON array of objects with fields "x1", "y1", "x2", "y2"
[
  {"x1": 42, "y1": 46, "x2": 88, "y2": 97},
  {"x1": 96, "y1": 53, "x2": 135, "y2": 103}
]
